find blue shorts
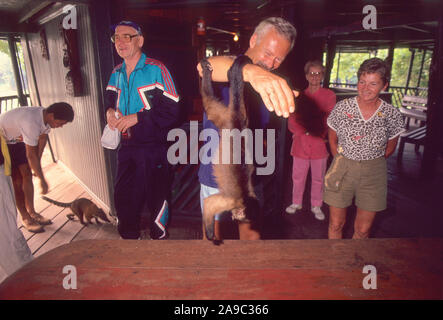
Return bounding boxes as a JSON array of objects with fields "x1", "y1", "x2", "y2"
[
  {"x1": 200, "y1": 184, "x2": 222, "y2": 221},
  {"x1": 7, "y1": 143, "x2": 28, "y2": 168}
]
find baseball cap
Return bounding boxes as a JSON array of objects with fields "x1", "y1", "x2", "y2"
[{"x1": 111, "y1": 21, "x2": 142, "y2": 34}]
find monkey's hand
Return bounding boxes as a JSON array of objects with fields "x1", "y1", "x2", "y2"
[
  {"x1": 243, "y1": 64, "x2": 299, "y2": 118},
  {"x1": 40, "y1": 178, "x2": 49, "y2": 195}
]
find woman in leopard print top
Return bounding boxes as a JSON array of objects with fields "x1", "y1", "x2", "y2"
[{"x1": 324, "y1": 58, "x2": 405, "y2": 239}]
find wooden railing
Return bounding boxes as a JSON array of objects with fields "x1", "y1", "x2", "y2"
[
  {"x1": 0, "y1": 94, "x2": 31, "y2": 113},
  {"x1": 389, "y1": 86, "x2": 428, "y2": 108}
]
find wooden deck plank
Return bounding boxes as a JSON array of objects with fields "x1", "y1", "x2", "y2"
[
  {"x1": 27, "y1": 209, "x2": 71, "y2": 255},
  {"x1": 0, "y1": 238, "x2": 441, "y2": 300},
  {"x1": 71, "y1": 223, "x2": 107, "y2": 242},
  {"x1": 72, "y1": 222, "x2": 120, "y2": 242},
  {"x1": 34, "y1": 218, "x2": 87, "y2": 257}
]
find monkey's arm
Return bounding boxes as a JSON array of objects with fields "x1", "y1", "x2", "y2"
[{"x1": 197, "y1": 56, "x2": 297, "y2": 118}]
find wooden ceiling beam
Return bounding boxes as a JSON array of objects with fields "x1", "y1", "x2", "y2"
[{"x1": 17, "y1": 0, "x2": 53, "y2": 23}]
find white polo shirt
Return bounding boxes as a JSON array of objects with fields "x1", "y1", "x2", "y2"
[{"x1": 0, "y1": 107, "x2": 51, "y2": 146}]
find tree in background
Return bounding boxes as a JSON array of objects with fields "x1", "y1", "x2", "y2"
[
  {"x1": 328, "y1": 48, "x2": 430, "y2": 88},
  {"x1": 0, "y1": 39, "x2": 28, "y2": 99},
  {"x1": 0, "y1": 39, "x2": 16, "y2": 97}
]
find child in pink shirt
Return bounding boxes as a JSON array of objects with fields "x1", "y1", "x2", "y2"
[{"x1": 286, "y1": 61, "x2": 336, "y2": 220}]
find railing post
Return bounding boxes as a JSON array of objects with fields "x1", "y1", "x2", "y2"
[
  {"x1": 323, "y1": 39, "x2": 336, "y2": 89},
  {"x1": 7, "y1": 35, "x2": 27, "y2": 107},
  {"x1": 385, "y1": 42, "x2": 395, "y2": 91},
  {"x1": 417, "y1": 49, "x2": 427, "y2": 88},
  {"x1": 405, "y1": 48, "x2": 416, "y2": 95}
]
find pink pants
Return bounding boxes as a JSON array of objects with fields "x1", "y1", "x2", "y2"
[{"x1": 291, "y1": 156, "x2": 328, "y2": 207}]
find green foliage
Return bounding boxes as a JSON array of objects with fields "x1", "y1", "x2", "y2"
[
  {"x1": 330, "y1": 47, "x2": 430, "y2": 89},
  {"x1": 0, "y1": 40, "x2": 9, "y2": 55},
  {"x1": 0, "y1": 39, "x2": 29, "y2": 97}
]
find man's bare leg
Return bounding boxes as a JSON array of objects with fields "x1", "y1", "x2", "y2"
[
  {"x1": 202, "y1": 220, "x2": 221, "y2": 240},
  {"x1": 19, "y1": 164, "x2": 51, "y2": 225},
  {"x1": 238, "y1": 221, "x2": 260, "y2": 240},
  {"x1": 11, "y1": 167, "x2": 43, "y2": 233}
]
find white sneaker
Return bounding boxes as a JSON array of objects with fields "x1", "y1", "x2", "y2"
[
  {"x1": 311, "y1": 206, "x2": 325, "y2": 220},
  {"x1": 286, "y1": 203, "x2": 302, "y2": 214}
]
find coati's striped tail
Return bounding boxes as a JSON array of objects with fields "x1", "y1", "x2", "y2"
[{"x1": 41, "y1": 196, "x2": 72, "y2": 208}]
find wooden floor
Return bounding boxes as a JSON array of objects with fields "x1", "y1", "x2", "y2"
[
  {"x1": 17, "y1": 148, "x2": 120, "y2": 258},
  {"x1": 19, "y1": 147, "x2": 202, "y2": 258}
]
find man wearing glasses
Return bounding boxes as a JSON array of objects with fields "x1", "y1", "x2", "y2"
[{"x1": 105, "y1": 21, "x2": 181, "y2": 240}]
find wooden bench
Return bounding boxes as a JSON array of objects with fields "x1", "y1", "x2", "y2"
[
  {"x1": 397, "y1": 125, "x2": 427, "y2": 162},
  {"x1": 400, "y1": 95, "x2": 427, "y2": 129}
]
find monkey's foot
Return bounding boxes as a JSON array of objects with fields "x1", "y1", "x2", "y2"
[{"x1": 231, "y1": 208, "x2": 247, "y2": 221}]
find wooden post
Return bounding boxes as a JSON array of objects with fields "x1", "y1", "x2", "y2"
[
  {"x1": 323, "y1": 39, "x2": 336, "y2": 89},
  {"x1": 335, "y1": 50, "x2": 341, "y2": 84},
  {"x1": 385, "y1": 42, "x2": 395, "y2": 90},
  {"x1": 422, "y1": 4, "x2": 443, "y2": 178},
  {"x1": 7, "y1": 35, "x2": 27, "y2": 107},
  {"x1": 417, "y1": 49, "x2": 427, "y2": 89},
  {"x1": 404, "y1": 48, "x2": 416, "y2": 94},
  {"x1": 88, "y1": 0, "x2": 117, "y2": 216}
]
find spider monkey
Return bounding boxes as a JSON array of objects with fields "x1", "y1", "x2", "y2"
[{"x1": 200, "y1": 55, "x2": 260, "y2": 244}]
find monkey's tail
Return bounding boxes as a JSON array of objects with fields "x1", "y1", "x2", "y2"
[{"x1": 41, "y1": 196, "x2": 71, "y2": 208}]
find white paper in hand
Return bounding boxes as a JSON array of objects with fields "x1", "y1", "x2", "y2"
[{"x1": 101, "y1": 112, "x2": 121, "y2": 149}]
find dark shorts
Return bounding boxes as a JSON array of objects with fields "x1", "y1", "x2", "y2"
[
  {"x1": 7, "y1": 143, "x2": 28, "y2": 168},
  {"x1": 323, "y1": 154, "x2": 387, "y2": 212}
]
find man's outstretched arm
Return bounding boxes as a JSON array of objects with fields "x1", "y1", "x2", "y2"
[{"x1": 197, "y1": 56, "x2": 297, "y2": 118}]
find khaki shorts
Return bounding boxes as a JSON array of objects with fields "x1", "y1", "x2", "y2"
[{"x1": 323, "y1": 154, "x2": 387, "y2": 212}]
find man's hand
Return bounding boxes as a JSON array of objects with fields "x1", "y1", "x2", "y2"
[
  {"x1": 243, "y1": 64, "x2": 298, "y2": 118},
  {"x1": 106, "y1": 108, "x2": 123, "y2": 129},
  {"x1": 40, "y1": 179, "x2": 49, "y2": 195},
  {"x1": 115, "y1": 113, "x2": 138, "y2": 133}
]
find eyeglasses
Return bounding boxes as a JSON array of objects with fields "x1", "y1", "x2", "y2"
[
  {"x1": 111, "y1": 33, "x2": 140, "y2": 43},
  {"x1": 308, "y1": 71, "x2": 323, "y2": 76}
]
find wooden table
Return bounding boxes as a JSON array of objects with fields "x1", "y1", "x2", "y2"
[{"x1": 0, "y1": 239, "x2": 441, "y2": 300}]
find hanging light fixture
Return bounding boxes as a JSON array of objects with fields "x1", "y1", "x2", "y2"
[{"x1": 206, "y1": 26, "x2": 239, "y2": 41}]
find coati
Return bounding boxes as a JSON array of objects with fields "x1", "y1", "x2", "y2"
[
  {"x1": 200, "y1": 55, "x2": 260, "y2": 244},
  {"x1": 42, "y1": 196, "x2": 110, "y2": 225}
]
